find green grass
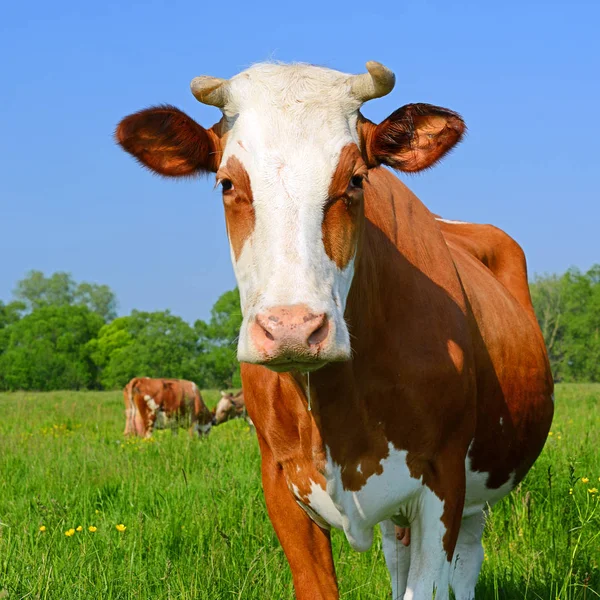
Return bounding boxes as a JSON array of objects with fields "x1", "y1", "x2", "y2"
[{"x1": 0, "y1": 385, "x2": 598, "y2": 599}]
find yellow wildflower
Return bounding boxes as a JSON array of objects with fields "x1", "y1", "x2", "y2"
[
  {"x1": 557, "y1": 434, "x2": 562, "y2": 440},
  {"x1": 569, "y1": 488, "x2": 573, "y2": 495},
  {"x1": 548, "y1": 431, "x2": 554, "y2": 436},
  {"x1": 65, "y1": 528, "x2": 75, "y2": 537},
  {"x1": 582, "y1": 477, "x2": 590, "y2": 484},
  {"x1": 95, "y1": 509, "x2": 100, "y2": 514},
  {"x1": 88, "y1": 526, "x2": 97, "y2": 532},
  {"x1": 588, "y1": 488, "x2": 598, "y2": 494},
  {"x1": 76, "y1": 525, "x2": 83, "y2": 532},
  {"x1": 39, "y1": 525, "x2": 46, "y2": 532},
  {"x1": 115, "y1": 524, "x2": 126, "y2": 532}
]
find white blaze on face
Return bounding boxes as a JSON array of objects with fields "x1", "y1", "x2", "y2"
[{"x1": 217, "y1": 64, "x2": 364, "y2": 363}]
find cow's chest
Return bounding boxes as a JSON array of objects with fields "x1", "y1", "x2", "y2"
[{"x1": 286, "y1": 442, "x2": 424, "y2": 551}]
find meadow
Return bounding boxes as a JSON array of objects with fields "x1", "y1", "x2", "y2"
[{"x1": 0, "y1": 385, "x2": 598, "y2": 599}]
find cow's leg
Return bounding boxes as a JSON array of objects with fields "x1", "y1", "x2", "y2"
[
  {"x1": 257, "y1": 434, "x2": 339, "y2": 600},
  {"x1": 404, "y1": 458, "x2": 465, "y2": 600},
  {"x1": 133, "y1": 396, "x2": 150, "y2": 437},
  {"x1": 123, "y1": 387, "x2": 135, "y2": 435},
  {"x1": 449, "y1": 510, "x2": 486, "y2": 600},
  {"x1": 380, "y1": 520, "x2": 410, "y2": 599}
]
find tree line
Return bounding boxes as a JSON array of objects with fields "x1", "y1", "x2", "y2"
[
  {"x1": 530, "y1": 265, "x2": 599, "y2": 382},
  {"x1": 0, "y1": 271, "x2": 242, "y2": 391},
  {"x1": 0, "y1": 266, "x2": 598, "y2": 391}
]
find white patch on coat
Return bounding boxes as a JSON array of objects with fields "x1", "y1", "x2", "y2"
[
  {"x1": 292, "y1": 480, "x2": 344, "y2": 531},
  {"x1": 215, "y1": 64, "x2": 365, "y2": 364},
  {"x1": 287, "y1": 439, "x2": 518, "y2": 598},
  {"x1": 463, "y1": 446, "x2": 515, "y2": 516},
  {"x1": 436, "y1": 218, "x2": 471, "y2": 225},
  {"x1": 143, "y1": 395, "x2": 159, "y2": 414},
  {"x1": 324, "y1": 443, "x2": 424, "y2": 551}
]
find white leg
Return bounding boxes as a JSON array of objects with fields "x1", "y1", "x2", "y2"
[
  {"x1": 380, "y1": 520, "x2": 411, "y2": 600},
  {"x1": 404, "y1": 489, "x2": 453, "y2": 600},
  {"x1": 449, "y1": 510, "x2": 486, "y2": 600}
]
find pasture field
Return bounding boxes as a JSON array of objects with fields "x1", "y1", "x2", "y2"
[{"x1": 0, "y1": 385, "x2": 598, "y2": 599}]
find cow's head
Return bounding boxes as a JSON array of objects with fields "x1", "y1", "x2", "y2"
[
  {"x1": 213, "y1": 391, "x2": 243, "y2": 425},
  {"x1": 117, "y1": 62, "x2": 465, "y2": 371}
]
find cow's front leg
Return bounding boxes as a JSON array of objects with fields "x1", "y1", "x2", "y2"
[
  {"x1": 404, "y1": 456, "x2": 465, "y2": 600},
  {"x1": 257, "y1": 433, "x2": 339, "y2": 600}
]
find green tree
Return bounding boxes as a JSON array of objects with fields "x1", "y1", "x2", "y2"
[
  {"x1": 13, "y1": 270, "x2": 117, "y2": 322},
  {"x1": 530, "y1": 273, "x2": 567, "y2": 380},
  {"x1": 195, "y1": 288, "x2": 243, "y2": 388},
  {"x1": 14, "y1": 271, "x2": 75, "y2": 310},
  {"x1": 531, "y1": 265, "x2": 600, "y2": 382},
  {"x1": 0, "y1": 305, "x2": 103, "y2": 391},
  {"x1": 88, "y1": 310, "x2": 201, "y2": 389},
  {"x1": 74, "y1": 282, "x2": 118, "y2": 322},
  {"x1": 0, "y1": 301, "x2": 26, "y2": 329},
  {"x1": 560, "y1": 265, "x2": 600, "y2": 382}
]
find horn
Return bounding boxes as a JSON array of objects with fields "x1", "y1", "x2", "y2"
[
  {"x1": 190, "y1": 76, "x2": 230, "y2": 109},
  {"x1": 349, "y1": 61, "x2": 396, "y2": 103}
]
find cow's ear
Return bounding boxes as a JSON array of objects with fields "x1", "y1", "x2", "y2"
[
  {"x1": 115, "y1": 105, "x2": 219, "y2": 176},
  {"x1": 365, "y1": 103, "x2": 465, "y2": 172}
]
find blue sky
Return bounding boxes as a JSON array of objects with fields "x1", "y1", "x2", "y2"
[{"x1": 1, "y1": 0, "x2": 598, "y2": 322}]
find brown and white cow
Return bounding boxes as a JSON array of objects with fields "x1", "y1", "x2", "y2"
[
  {"x1": 116, "y1": 62, "x2": 553, "y2": 600},
  {"x1": 213, "y1": 390, "x2": 253, "y2": 427},
  {"x1": 123, "y1": 377, "x2": 213, "y2": 437}
]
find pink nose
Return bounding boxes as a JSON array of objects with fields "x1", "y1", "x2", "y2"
[{"x1": 250, "y1": 304, "x2": 330, "y2": 359}]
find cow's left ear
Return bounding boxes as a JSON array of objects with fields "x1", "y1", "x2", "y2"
[{"x1": 364, "y1": 103, "x2": 466, "y2": 172}]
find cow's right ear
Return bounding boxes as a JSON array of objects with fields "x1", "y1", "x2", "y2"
[{"x1": 115, "y1": 105, "x2": 219, "y2": 176}]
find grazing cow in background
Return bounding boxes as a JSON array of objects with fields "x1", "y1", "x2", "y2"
[
  {"x1": 213, "y1": 390, "x2": 253, "y2": 428},
  {"x1": 123, "y1": 377, "x2": 212, "y2": 437},
  {"x1": 116, "y1": 61, "x2": 553, "y2": 600}
]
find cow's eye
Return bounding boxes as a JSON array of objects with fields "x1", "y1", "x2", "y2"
[
  {"x1": 221, "y1": 179, "x2": 234, "y2": 192},
  {"x1": 350, "y1": 175, "x2": 363, "y2": 189}
]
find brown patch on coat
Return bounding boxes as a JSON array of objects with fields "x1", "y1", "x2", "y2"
[
  {"x1": 218, "y1": 156, "x2": 255, "y2": 260},
  {"x1": 115, "y1": 105, "x2": 221, "y2": 176},
  {"x1": 321, "y1": 144, "x2": 366, "y2": 269}
]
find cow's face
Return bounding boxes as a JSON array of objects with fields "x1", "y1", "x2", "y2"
[
  {"x1": 213, "y1": 392, "x2": 237, "y2": 425},
  {"x1": 117, "y1": 62, "x2": 464, "y2": 371}
]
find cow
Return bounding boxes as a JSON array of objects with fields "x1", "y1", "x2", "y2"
[
  {"x1": 116, "y1": 61, "x2": 554, "y2": 600},
  {"x1": 123, "y1": 377, "x2": 213, "y2": 437},
  {"x1": 213, "y1": 390, "x2": 253, "y2": 428}
]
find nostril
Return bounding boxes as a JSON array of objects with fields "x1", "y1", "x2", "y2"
[
  {"x1": 308, "y1": 319, "x2": 329, "y2": 346},
  {"x1": 255, "y1": 316, "x2": 276, "y2": 341}
]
